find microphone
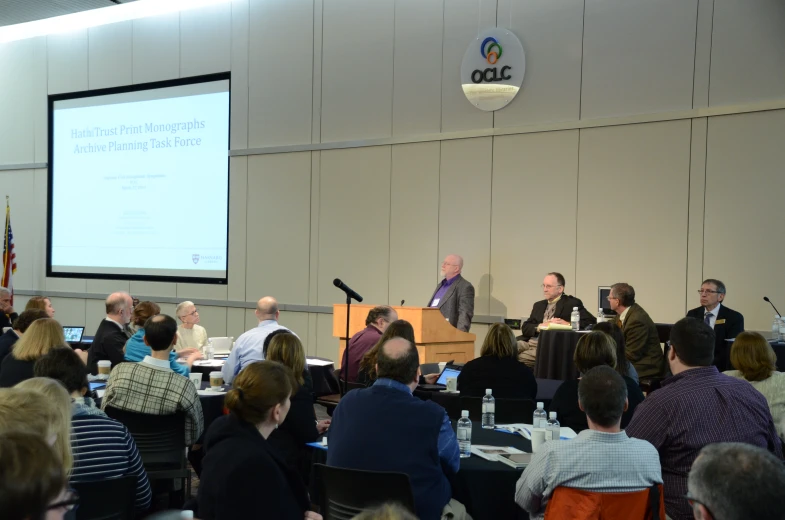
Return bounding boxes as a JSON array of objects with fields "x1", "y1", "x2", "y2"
[
  {"x1": 400, "y1": 300, "x2": 405, "y2": 306},
  {"x1": 764, "y1": 296, "x2": 782, "y2": 317},
  {"x1": 333, "y1": 278, "x2": 363, "y2": 302}
]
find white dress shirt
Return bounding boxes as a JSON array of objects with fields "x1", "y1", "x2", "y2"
[
  {"x1": 703, "y1": 303, "x2": 721, "y2": 329},
  {"x1": 140, "y1": 355, "x2": 173, "y2": 371}
]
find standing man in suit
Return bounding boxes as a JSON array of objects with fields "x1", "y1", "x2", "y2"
[
  {"x1": 518, "y1": 273, "x2": 594, "y2": 367},
  {"x1": 87, "y1": 292, "x2": 133, "y2": 375},
  {"x1": 0, "y1": 287, "x2": 17, "y2": 331},
  {"x1": 608, "y1": 283, "x2": 664, "y2": 380},
  {"x1": 428, "y1": 255, "x2": 474, "y2": 332},
  {"x1": 686, "y1": 279, "x2": 744, "y2": 372}
]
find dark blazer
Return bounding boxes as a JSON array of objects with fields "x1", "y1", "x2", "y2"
[
  {"x1": 0, "y1": 329, "x2": 19, "y2": 364},
  {"x1": 457, "y1": 355, "x2": 538, "y2": 400},
  {"x1": 520, "y1": 294, "x2": 595, "y2": 341},
  {"x1": 0, "y1": 355, "x2": 35, "y2": 388},
  {"x1": 686, "y1": 304, "x2": 744, "y2": 372},
  {"x1": 0, "y1": 312, "x2": 18, "y2": 331},
  {"x1": 267, "y1": 383, "x2": 320, "y2": 481},
  {"x1": 198, "y1": 413, "x2": 311, "y2": 520},
  {"x1": 86, "y1": 320, "x2": 127, "y2": 375},
  {"x1": 428, "y1": 275, "x2": 475, "y2": 332},
  {"x1": 549, "y1": 376, "x2": 645, "y2": 433},
  {"x1": 622, "y1": 304, "x2": 665, "y2": 380}
]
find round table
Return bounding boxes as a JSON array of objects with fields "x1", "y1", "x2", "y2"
[{"x1": 533, "y1": 330, "x2": 583, "y2": 380}]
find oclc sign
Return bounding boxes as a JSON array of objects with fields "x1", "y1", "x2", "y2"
[{"x1": 460, "y1": 28, "x2": 525, "y2": 112}]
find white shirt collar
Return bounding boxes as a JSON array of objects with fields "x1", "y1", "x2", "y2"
[
  {"x1": 141, "y1": 355, "x2": 172, "y2": 371},
  {"x1": 705, "y1": 303, "x2": 721, "y2": 317},
  {"x1": 619, "y1": 306, "x2": 631, "y2": 324},
  {"x1": 104, "y1": 317, "x2": 125, "y2": 329}
]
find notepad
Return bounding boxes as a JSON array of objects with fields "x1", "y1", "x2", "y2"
[{"x1": 495, "y1": 424, "x2": 577, "y2": 441}]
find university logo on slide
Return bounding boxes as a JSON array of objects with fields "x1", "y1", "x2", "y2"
[
  {"x1": 481, "y1": 37, "x2": 502, "y2": 64},
  {"x1": 192, "y1": 254, "x2": 200, "y2": 265},
  {"x1": 460, "y1": 28, "x2": 525, "y2": 112}
]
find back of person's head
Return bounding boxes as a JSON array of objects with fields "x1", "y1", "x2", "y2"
[
  {"x1": 360, "y1": 320, "x2": 415, "y2": 381},
  {"x1": 573, "y1": 331, "x2": 617, "y2": 374},
  {"x1": 262, "y1": 328, "x2": 291, "y2": 359},
  {"x1": 0, "y1": 432, "x2": 67, "y2": 520},
  {"x1": 376, "y1": 338, "x2": 419, "y2": 385},
  {"x1": 34, "y1": 347, "x2": 89, "y2": 395},
  {"x1": 730, "y1": 331, "x2": 776, "y2": 382},
  {"x1": 225, "y1": 361, "x2": 296, "y2": 425},
  {"x1": 132, "y1": 301, "x2": 160, "y2": 328},
  {"x1": 480, "y1": 323, "x2": 517, "y2": 359},
  {"x1": 670, "y1": 317, "x2": 715, "y2": 367},
  {"x1": 688, "y1": 443, "x2": 785, "y2": 520},
  {"x1": 266, "y1": 333, "x2": 306, "y2": 385},
  {"x1": 592, "y1": 321, "x2": 630, "y2": 378},
  {"x1": 610, "y1": 283, "x2": 635, "y2": 307},
  {"x1": 12, "y1": 309, "x2": 48, "y2": 333},
  {"x1": 105, "y1": 292, "x2": 127, "y2": 315},
  {"x1": 12, "y1": 318, "x2": 65, "y2": 362},
  {"x1": 143, "y1": 314, "x2": 178, "y2": 351},
  {"x1": 365, "y1": 306, "x2": 395, "y2": 326},
  {"x1": 14, "y1": 378, "x2": 73, "y2": 474},
  {"x1": 351, "y1": 502, "x2": 419, "y2": 520},
  {"x1": 578, "y1": 365, "x2": 627, "y2": 428}
]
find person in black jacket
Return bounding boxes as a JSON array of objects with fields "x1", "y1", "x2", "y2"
[
  {"x1": 458, "y1": 323, "x2": 537, "y2": 399},
  {"x1": 0, "y1": 309, "x2": 48, "y2": 364},
  {"x1": 686, "y1": 279, "x2": 745, "y2": 372},
  {"x1": 549, "y1": 330, "x2": 644, "y2": 433},
  {"x1": 0, "y1": 288, "x2": 18, "y2": 331},
  {"x1": 0, "y1": 318, "x2": 66, "y2": 388},
  {"x1": 86, "y1": 292, "x2": 132, "y2": 375},
  {"x1": 197, "y1": 361, "x2": 322, "y2": 520}
]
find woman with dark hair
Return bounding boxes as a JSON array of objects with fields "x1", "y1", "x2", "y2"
[
  {"x1": 593, "y1": 321, "x2": 639, "y2": 383},
  {"x1": 198, "y1": 361, "x2": 322, "y2": 520},
  {"x1": 357, "y1": 320, "x2": 416, "y2": 386}
]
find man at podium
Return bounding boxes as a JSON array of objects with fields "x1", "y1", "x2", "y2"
[{"x1": 428, "y1": 255, "x2": 474, "y2": 332}]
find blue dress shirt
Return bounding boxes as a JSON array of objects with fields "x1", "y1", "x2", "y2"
[
  {"x1": 124, "y1": 328, "x2": 188, "y2": 377},
  {"x1": 221, "y1": 320, "x2": 294, "y2": 384}
]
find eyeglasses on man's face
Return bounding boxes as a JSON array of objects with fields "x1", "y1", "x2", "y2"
[
  {"x1": 606, "y1": 295, "x2": 619, "y2": 301},
  {"x1": 185, "y1": 309, "x2": 199, "y2": 317},
  {"x1": 541, "y1": 284, "x2": 563, "y2": 290},
  {"x1": 697, "y1": 289, "x2": 720, "y2": 295}
]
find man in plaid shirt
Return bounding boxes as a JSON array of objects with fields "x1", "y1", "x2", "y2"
[{"x1": 102, "y1": 314, "x2": 204, "y2": 445}]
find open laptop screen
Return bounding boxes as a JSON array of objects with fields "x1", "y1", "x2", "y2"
[
  {"x1": 63, "y1": 327, "x2": 84, "y2": 343},
  {"x1": 436, "y1": 366, "x2": 462, "y2": 386}
]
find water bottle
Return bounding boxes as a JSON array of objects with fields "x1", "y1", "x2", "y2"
[
  {"x1": 457, "y1": 410, "x2": 472, "y2": 458},
  {"x1": 779, "y1": 317, "x2": 785, "y2": 343},
  {"x1": 481, "y1": 389, "x2": 495, "y2": 429},
  {"x1": 773, "y1": 316, "x2": 781, "y2": 341},
  {"x1": 597, "y1": 308, "x2": 605, "y2": 324},
  {"x1": 546, "y1": 411, "x2": 560, "y2": 441},
  {"x1": 205, "y1": 339, "x2": 214, "y2": 360},
  {"x1": 571, "y1": 307, "x2": 580, "y2": 331},
  {"x1": 533, "y1": 402, "x2": 547, "y2": 428}
]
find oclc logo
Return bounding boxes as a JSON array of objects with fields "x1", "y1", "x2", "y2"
[
  {"x1": 481, "y1": 37, "x2": 502, "y2": 65},
  {"x1": 460, "y1": 28, "x2": 525, "y2": 111}
]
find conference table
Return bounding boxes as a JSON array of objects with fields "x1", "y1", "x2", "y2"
[
  {"x1": 415, "y1": 378, "x2": 563, "y2": 410},
  {"x1": 533, "y1": 330, "x2": 584, "y2": 380}
]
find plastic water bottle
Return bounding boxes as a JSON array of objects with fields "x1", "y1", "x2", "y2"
[
  {"x1": 205, "y1": 339, "x2": 214, "y2": 360},
  {"x1": 533, "y1": 402, "x2": 547, "y2": 428},
  {"x1": 481, "y1": 389, "x2": 495, "y2": 429},
  {"x1": 773, "y1": 316, "x2": 782, "y2": 341},
  {"x1": 597, "y1": 308, "x2": 605, "y2": 324},
  {"x1": 571, "y1": 307, "x2": 580, "y2": 331},
  {"x1": 546, "y1": 411, "x2": 560, "y2": 441},
  {"x1": 457, "y1": 410, "x2": 472, "y2": 458}
]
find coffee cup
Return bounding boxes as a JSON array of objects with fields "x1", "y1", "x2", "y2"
[
  {"x1": 531, "y1": 428, "x2": 546, "y2": 453},
  {"x1": 189, "y1": 373, "x2": 203, "y2": 389},
  {"x1": 209, "y1": 371, "x2": 223, "y2": 390},
  {"x1": 97, "y1": 360, "x2": 111, "y2": 376},
  {"x1": 438, "y1": 362, "x2": 447, "y2": 372},
  {"x1": 446, "y1": 377, "x2": 458, "y2": 392}
]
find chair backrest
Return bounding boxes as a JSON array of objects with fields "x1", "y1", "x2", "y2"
[
  {"x1": 314, "y1": 464, "x2": 416, "y2": 520},
  {"x1": 208, "y1": 336, "x2": 234, "y2": 352},
  {"x1": 459, "y1": 396, "x2": 537, "y2": 424},
  {"x1": 654, "y1": 324, "x2": 673, "y2": 345},
  {"x1": 544, "y1": 484, "x2": 665, "y2": 520},
  {"x1": 420, "y1": 363, "x2": 439, "y2": 375},
  {"x1": 71, "y1": 475, "x2": 137, "y2": 520},
  {"x1": 104, "y1": 407, "x2": 186, "y2": 471}
]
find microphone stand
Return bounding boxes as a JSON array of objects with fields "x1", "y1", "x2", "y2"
[{"x1": 341, "y1": 294, "x2": 351, "y2": 396}]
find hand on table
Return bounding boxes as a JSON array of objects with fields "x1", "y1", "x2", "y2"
[
  {"x1": 316, "y1": 419, "x2": 331, "y2": 434},
  {"x1": 548, "y1": 318, "x2": 569, "y2": 326},
  {"x1": 185, "y1": 351, "x2": 203, "y2": 368},
  {"x1": 423, "y1": 373, "x2": 439, "y2": 385},
  {"x1": 178, "y1": 348, "x2": 200, "y2": 357}
]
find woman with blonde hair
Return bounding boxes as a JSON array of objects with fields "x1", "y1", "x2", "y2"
[
  {"x1": 457, "y1": 322, "x2": 537, "y2": 399},
  {"x1": 0, "y1": 318, "x2": 65, "y2": 387},
  {"x1": 24, "y1": 296, "x2": 56, "y2": 318},
  {"x1": 725, "y1": 331, "x2": 785, "y2": 437}
]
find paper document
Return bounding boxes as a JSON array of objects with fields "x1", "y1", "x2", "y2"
[
  {"x1": 306, "y1": 358, "x2": 334, "y2": 367},
  {"x1": 470, "y1": 445, "x2": 525, "y2": 461},
  {"x1": 538, "y1": 323, "x2": 573, "y2": 331},
  {"x1": 495, "y1": 424, "x2": 577, "y2": 440},
  {"x1": 193, "y1": 360, "x2": 225, "y2": 366}
]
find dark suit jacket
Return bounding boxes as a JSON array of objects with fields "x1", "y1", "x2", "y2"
[
  {"x1": 0, "y1": 355, "x2": 35, "y2": 388},
  {"x1": 86, "y1": 320, "x2": 128, "y2": 375},
  {"x1": 520, "y1": 294, "x2": 595, "y2": 341},
  {"x1": 0, "y1": 312, "x2": 18, "y2": 331},
  {"x1": 457, "y1": 355, "x2": 538, "y2": 400},
  {"x1": 0, "y1": 329, "x2": 19, "y2": 364},
  {"x1": 622, "y1": 304, "x2": 665, "y2": 379},
  {"x1": 686, "y1": 304, "x2": 744, "y2": 372},
  {"x1": 428, "y1": 275, "x2": 474, "y2": 332},
  {"x1": 267, "y1": 383, "x2": 320, "y2": 481}
]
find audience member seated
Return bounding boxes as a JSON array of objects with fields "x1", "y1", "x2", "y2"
[
  {"x1": 261, "y1": 329, "x2": 315, "y2": 392},
  {"x1": 0, "y1": 309, "x2": 47, "y2": 364},
  {"x1": 328, "y1": 338, "x2": 464, "y2": 520},
  {"x1": 266, "y1": 333, "x2": 330, "y2": 481},
  {"x1": 0, "y1": 318, "x2": 65, "y2": 387},
  {"x1": 516, "y1": 366, "x2": 662, "y2": 519},
  {"x1": 686, "y1": 278, "x2": 744, "y2": 372},
  {"x1": 24, "y1": 295, "x2": 56, "y2": 318},
  {"x1": 724, "y1": 331, "x2": 785, "y2": 438},
  {"x1": 87, "y1": 292, "x2": 134, "y2": 375},
  {"x1": 458, "y1": 322, "x2": 537, "y2": 399},
  {"x1": 125, "y1": 301, "x2": 201, "y2": 376},
  {"x1": 549, "y1": 330, "x2": 644, "y2": 433},
  {"x1": 176, "y1": 300, "x2": 208, "y2": 352},
  {"x1": 102, "y1": 314, "x2": 204, "y2": 446},
  {"x1": 356, "y1": 319, "x2": 416, "y2": 387},
  {"x1": 345, "y1": 306, "x2": 397, "y2": 383},
  {"x1": 198, "y1": 361, "x2": 323, "y2": 520},
  {"x1": 626, "y1": 318, "x2": 783, "y2": 520},
  {"x1": 0, "y1": 432, "x2": 74, "y2": 520},
  {"x1": 34, "y1": 347, "x2": 152, "y2": 512},
  {"x1": 607, "y1": 283, "x2": 665, "y2": 379},
  {"x1": 593, "y1": 321, "x2": 638, "y2": 383},
  {"x1": 0, "y1": 287, "x2": 18, "y2": 330},
  {"x1": 687, "y1": 443, "x2": 785, "y2": 520},
  {"x1": 222, "y1": 296, "x2": 293, "y2": 385},
  {"x1": 351, "y1": 503, "x2": 418, "y2": 520}
]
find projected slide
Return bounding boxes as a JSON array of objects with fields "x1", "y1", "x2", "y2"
[{"x1": 48, "y1": 75, "x2": 230, "y2": 283}]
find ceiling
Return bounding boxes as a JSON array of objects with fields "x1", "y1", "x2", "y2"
[{"x1": 0, "y1": 0, "x2": 139, "y2": 28}]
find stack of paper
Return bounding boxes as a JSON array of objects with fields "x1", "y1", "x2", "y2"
[
  {"x1": 537, "y1": 323, "x2": 573, "y2": 331},
  {"x1": 495, "y1": 424, "x2": 577, "y2": 441}
]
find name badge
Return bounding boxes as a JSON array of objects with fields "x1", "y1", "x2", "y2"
[
  {"x1": 430, "y1": 298, "x2": 440, "y2": 307},
  {"x1": 715, "y1": 319, "x2": 725, "y2": 325}
]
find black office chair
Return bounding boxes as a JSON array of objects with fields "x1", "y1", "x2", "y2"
[
  {"x1": 71, "y1": 475, "x2": 137, "y2": 520},
  {"x1": 420, "y1": 363, "x2": 440, "y2": 375},
  {"x1": 459, "y1": 396, "x2": 537, "y2": 424},
  {"x1": 314, "y1": 464, "x2": 416, "y2": 520}
]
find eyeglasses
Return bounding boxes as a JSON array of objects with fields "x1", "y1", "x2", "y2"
[
  {"x1": 606, "y1": 295, "x2": 618, "y2": 301},
  {"x1": 684, "y1": 493, "x2": 713, "y2": 518},
  {"x1": 697, "y1": 289, "x2": 720, "y2": 295},
  {"x1": 47, "y1": 489, "x2": 80, "y2": 513},
  {"x1": 541, "y1": 284, "x2": 563, "y2": 290},
  {"x1": 184, "y1": 309, "x2": 199, "y2": 318}
]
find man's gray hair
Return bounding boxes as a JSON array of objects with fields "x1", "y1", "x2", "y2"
[
  {"x1": 687, "y1": 442, "x2": 785, "y2": 520},
  {"x1": 176, "y1": 301, "x2": 195, "y2": 318},
  {"x1": 0, "y1": 287, "x2": 10, "y2": 297}
]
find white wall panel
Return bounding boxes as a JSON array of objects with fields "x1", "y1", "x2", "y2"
[
  {"x1": 321, "y1": 0, "x2": 394, "y2": 142},
  {"x1": 47, "y1": 30, "x2": 88, "y2": 95},
  {"x1": 316, "y1": 313, "x2": 337, "y2": 361},
  {"x1": 180, "y1": 3, "x2": 231, "y2": 78},
  {"x1": 32, "y1": 37, "x2": 47, "y2": 163},
  {"x1": 227, "y1": 157, "x2": 248, "y2": 301},
  {"x1": 248, "y1": 0, "x2": 313, "y2": 147},
  {"x1": 86, "y1": 280, "x2": 130, "y2": 297},
  {"x1": 130, "y1": 281, "x2": 177, "y2": 298},
  {"x1": 31, "y1": 169, "x2": 47, "y2": 290},
  {"x1": 0, "y1": 39, "x2": 35, "y2": 164},
  {"x1": 226, "y1": 307, "x2": 246, "y2": 340},
  {"x1": 88, "y1": 22, "x2": 132, "y2": 90},
  {"x1": 278, "y1": 311, "x2": 309, "y2": 347},
  {"x1": 195, "y1": 305, "x2": 228, "y2": 338},
  {"x1": 230, "y1": 0, "x2": 250, "y2": 150},
  {"x1": 392, "y1": 0, "x2": 443, "y2": 137},
  {"x1": 45, "y1": 278, "x2": 87, "y2": 293},
  {"x1": 56, "y1": 297, "x2": 88, "y2": 330},
  {"x1": 0, "y1": 170, "x2": 36, "y2": 290},
  {"x1": 176, "y1": 283, "x2": 227, "y2": 301},
  {"x1": 494, "y1": 0, "x2": 583, "y2": 128},
  {"x1": 132, "y1": 13, "x2": 180, "y2": 84},
  {"x1": 709, "y1": 0, "x2": 785, "y2": 106},
  {"x1": 581, "y1": 0, "x2": 697, "y2": 119}
]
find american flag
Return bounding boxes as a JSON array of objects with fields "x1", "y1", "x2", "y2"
[{"x1": 2, "y1": 202, "x2": 16, "y2": 304}]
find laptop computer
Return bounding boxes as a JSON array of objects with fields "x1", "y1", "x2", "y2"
[
  {"x1": 63, "y1": 326, "x2": 85, "y2": 343},
  {"x1": 418, "y1": 365, "x2": 463, "y2": 391}
]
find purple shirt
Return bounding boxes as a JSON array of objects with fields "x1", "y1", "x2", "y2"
[
  {"x1": 429, "y1": 275, "x2": 458, "y2": 307},
  {"x1": 626, "y1": 366, "x2": 783, "y2": 520},
  {"x1": 346, "y1": 325, "x2": 382, "y2": 382}
]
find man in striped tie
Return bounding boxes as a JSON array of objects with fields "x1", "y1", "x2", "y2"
[{"x1": 686, "y1": 279, "x2": 744, "y2": 372}]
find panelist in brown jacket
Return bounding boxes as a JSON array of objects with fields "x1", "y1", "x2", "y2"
[
  {"x1": 607, "y1": 283, "x2": 665, "y2": 379},
  {"x1": 428, "y1": 255, "x2": 474, "y2": 332}
]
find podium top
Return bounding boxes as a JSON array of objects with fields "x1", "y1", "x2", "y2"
[{"x1": 332, "y1": 304, "x2": 476, "y2": 343}]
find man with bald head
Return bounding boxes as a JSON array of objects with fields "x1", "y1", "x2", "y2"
[
  {"x1": 428, "y1": 254, "x2": 475, "y2": 332},
  {"x1": 222, "y1": 296, "x2": 296, "y2": 384},
  {"x1": 87, "y1": 291, "x2": 134, "y2": 375}
]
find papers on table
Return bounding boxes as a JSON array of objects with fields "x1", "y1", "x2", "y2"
[
  {"x1": 470, "y1": 445, "x2": 525, "y2": 462},
  {"x1": 537, "y1": 323, "x2": 573, "y2": 331},
  {"x1": 495, "y1": 423, "x2": 577, "y2": 441},
  {"x1": 306, "y1": 358, "x2": 334, "y2": 367},
  {"x1": 96, "y1": 389, "x2": 106, "y2": 399},
  {"x1": 193, "y1": 360, "x2": 225, "y2": 367},
  {"x1": 197, "y1": 389, "x2": 226, "y2": 396}
]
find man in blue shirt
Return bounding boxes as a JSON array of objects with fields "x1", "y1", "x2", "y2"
[{"x1": 327, "y1": 337, "x2": 461, "y2": 520}]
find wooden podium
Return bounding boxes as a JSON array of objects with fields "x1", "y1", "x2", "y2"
[{"x1": 333, "y1": 304, "x2": 476, "y2": 366}]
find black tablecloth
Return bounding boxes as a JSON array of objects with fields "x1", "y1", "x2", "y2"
[
  {"x1": 533, "y1": 330, "x2": 583, "y2": 380},
  {"x1": 416, "y1": 378, "x2": 563, "y2": 410},
  {"x1": 774, "y1": 342, "x2": 785, "y2": 372}
]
